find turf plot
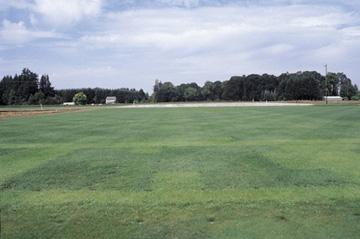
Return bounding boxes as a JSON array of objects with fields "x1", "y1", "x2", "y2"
[{"x1": 0, "y1": 105, "x2": 360, "y2": 238}]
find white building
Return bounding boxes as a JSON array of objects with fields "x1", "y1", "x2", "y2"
[
  {"x1": 324, "y1": 96, "x2": 343, "y2": 102},
  {"x1": 106, "y1": 96, "x2": 117, "y2": 104}
]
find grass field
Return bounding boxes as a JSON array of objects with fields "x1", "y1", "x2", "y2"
[{"x1": 1, "y1": 105, "x2": 360, "y2": 238}]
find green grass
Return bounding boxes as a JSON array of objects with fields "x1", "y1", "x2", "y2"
[{"x1": 1, "y1": 105, "x2": 360, "y2": 238}]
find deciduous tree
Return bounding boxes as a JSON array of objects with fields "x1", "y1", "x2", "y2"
[{"x1": 73, "y1": 92, "x2": 87, "y2": 105}]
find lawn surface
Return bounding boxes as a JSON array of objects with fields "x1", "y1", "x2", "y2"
[{"x1": 1, "y1": 105, "x2": 360, "y2": 238}]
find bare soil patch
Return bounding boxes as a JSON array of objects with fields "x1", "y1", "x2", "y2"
[{"x1": 0, "y1": 108, "x2": 93, "y2": 119}]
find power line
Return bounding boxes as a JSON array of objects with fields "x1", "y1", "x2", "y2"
[{"x1": 325, "y1": 64, "x2": 328, "y2": 104}]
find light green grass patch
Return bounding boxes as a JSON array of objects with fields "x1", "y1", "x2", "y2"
[{"x1": 151, "y1": 172, "x2": 204, "y2": 192}]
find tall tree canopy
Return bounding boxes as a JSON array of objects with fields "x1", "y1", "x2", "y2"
[{"x1": 0, "y1": 68, "x2": 38, "y2": 105}]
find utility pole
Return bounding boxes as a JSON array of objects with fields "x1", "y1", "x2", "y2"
[{"x1": 325, "y1": 64, "x2": 328, "y2": 104}]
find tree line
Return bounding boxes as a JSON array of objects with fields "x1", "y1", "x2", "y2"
[
  {"x1": 1, "y1": 68, "x2": 359, "y2": 106},
  {"x1": 56, "y1": 88, "x2": 149, "y2": 104},
  {"x1": 152, "y1": 71, "x2": 359, "y2": 102},
  {"x1": 0, "y1": 68, "x2": 149, "y2": 105},
  {"x1": 0, "y1": 68, "x2": 58, "y2": 105}
]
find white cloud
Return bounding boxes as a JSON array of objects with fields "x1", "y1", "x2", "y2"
[
  {"x1": 342, "y1": 26, "x2": 360, "y2": 37},
  {"x1": 0, "y1": 0, "x2": 33, "y2": 10},
  {"x1": 73, "y1": 3, "x2": 360, "y2": 91},
  {"x1": 79, "y1": 4, "x2": 357, "y2": 55},
  {"x1": 156, "y1": 0, "x2": 200, "y2": 8},
  {"x1": 33, "y1": 0, "x2": 103, "y2": 27},
  {"x1": 1, "y1": 1, "x2": 360, "y2": 91},
  {"x1": 0, "y1": 19, "x2": 61, "y2": 45},
  {"x1": 1, "y1": 20, "x2": 30, "y2": 44}
]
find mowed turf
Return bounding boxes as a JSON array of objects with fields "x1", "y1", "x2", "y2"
[{"x1": 0, "y1": 105, "x2": 360, "y2": 238}]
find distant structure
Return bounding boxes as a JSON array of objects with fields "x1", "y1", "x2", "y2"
[
  {"x1": 63, "y1": 102, "x2": 75, "y2": 106},
  {"x1": 106, "y1": 96, "x2": 117, "y2": 104},
  {"x1": 324, "y1": 96, "x2": 343, "y2": 102}
]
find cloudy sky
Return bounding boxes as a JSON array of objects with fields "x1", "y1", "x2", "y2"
[{"x1": 1, "y1": 0, "x2": 359, "y2": 93}]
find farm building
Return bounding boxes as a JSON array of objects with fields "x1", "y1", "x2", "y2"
[
  {"x1": 324, "y1": 96, "x2": 343, "y2": 102},
  {"x1": 106, "y1": 96, "x2": 117, "y2": 104}
]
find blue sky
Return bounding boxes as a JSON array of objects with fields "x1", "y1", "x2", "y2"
[{"x1": 1, "y1": 0, "x2": 359, "y2": 93}]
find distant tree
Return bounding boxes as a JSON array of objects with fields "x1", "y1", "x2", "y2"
[
  {"x1": 173, "y1": 84, "x2": 187, "y2": 102},
  {"x1": 211, "y1": 81, "x2": 223, "y2": 100},
  {"x1": 94, "y1": 88, "x2": 106, "y2": 104},
  {"x1": 201, "y1": 81, "x2": 215, "y2": 101},
  {"x1": 246, "y1": 74, "x2": 263, "y2": 101},
  {"x1": 56, "y1": 87, "x2": 147, "y2": 105},
  {"x1": 278, "y1": 71, "x2": 322, "y2": 101},
  {"x1": 284, "y1": 77, "x2": 295, "y2": 100},
  {"x1": 261, "y1": 90, "x2": 275, "y2": 101},
  {"x1": 277, "y1": 73, "x2": 289, "y2": 100},
  {"x1": 83, "y1": 88, "x2": 95, "y2": 104},
  {"x1": 151, "y1": 79, "x2": 162, "y2": 102},
  {"x1": 138, "y1": 89, "x2": 148, "y2": 102},
  {"x1": 7, "y1": 89, "x2": 16, "y2": 105},
  {"x1": 45, "y1": 94, "x2": 63, "y2": 105},
  {"x1": 39, "y1": 74, "x2": 55, "y2": 98},
  {"x1": 114, "y1": 88, "x2": 139, "y2": 103},
  {"x1": 0, "y1": 69, "x2": 39, "y2": 105},
  {"x1": 28, "y1": 92, "x2": 45, "y2": 105},
  {"x1": 188, "y1": 82, "x2": 201, "y2": 100},
  {"x1": 18, "y1": 68, "x2": 39, "y2": 104},
  {"x1": 157, "y1": 82, "x2": 175, "y2": 102},
  {"x1": 340, "y1": 77, "x2": 357, "y2": 100},
  {"x1": 73, "y1": 92, "x2": 87, "y2": 105},
  {"x1": 352, "y1": 85, "x2": 360, "y2": 100},
  {"x1": 0, "y1": 75, "x2": 12, "y2": 105},
  {"x1": 184, "y1": 87, "x2": 198, "y2": 101},
  {"x1": 298, "y1": 71, "x2": 322, "y2": 100},
  {"x1": 326, "y1": 73, "x2": 339, "y2": 96},
  {"x1": 0, "y1": 69, "x2": 59, "y2": 105},
  {"x1": 222, "y1": 76, "x2": 243, "y2": 101},
  {"x1": 350, "y1": 84, "x2": 359, "y2": 101},
  {"x1": 220, "y1": 81, "x2": 228, "y2": 100}
]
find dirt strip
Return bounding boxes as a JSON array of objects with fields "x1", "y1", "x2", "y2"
[{"x1": 0, "y1": 108, "x2": 94, "y2": 119}]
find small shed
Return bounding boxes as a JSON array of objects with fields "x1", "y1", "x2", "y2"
[
  {"x1": 106, "y1": 96, "x2": 117, "y2": 104},
  {"x1": 324, "y1": 96, "x2": 343, "y2": 102}
]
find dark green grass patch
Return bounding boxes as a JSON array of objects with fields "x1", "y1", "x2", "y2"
[
  {"x1": 1, "y1": 105, "x2": 360, "y2": 238},
  {"x1": 1, "y1": 148, "x2": 153, "y2": 191},
  {"x1": 1, "y1": 146, "x2": 352, "y2": 192},
  {"x1": 0, "y1": 148, "x2": 24, "y2": 157}
]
